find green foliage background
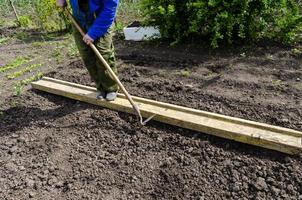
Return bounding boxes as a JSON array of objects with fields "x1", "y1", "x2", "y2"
[
  {"x1": 0, "y1": 0, "x2": 139, "y2": 31},
  {"x1": 141, "y1": 0, "x2": 302, "y2": 47},
  {"x1": 0, "y1": 0, "x2": 69, "y2": 31}
]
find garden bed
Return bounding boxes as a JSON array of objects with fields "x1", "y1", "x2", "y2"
[{"x1": 0, "y1": 33, "x2": 302, "y2": 199}]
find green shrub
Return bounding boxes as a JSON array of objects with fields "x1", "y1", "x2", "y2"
[
  {"x1": 141, "y1": 0, "x2": 302, "y2": 47},
  {"x1": 2, "y1": 0, "x2": 70, "y2": 32},
  {"x1": 33, "y1": 0, "x2": 70, "y2": 31},
  {"x1": 18, "y1": 15, "x2": 32, "y2": 27}
]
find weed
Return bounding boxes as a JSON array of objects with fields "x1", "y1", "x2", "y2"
[
  {"x1": 179, "y1": 68, "x2": 191, "y2": 77},
  {"x1": 0, "y1": 57, "x2": 29, "y2": 73},
  {"x1": 205, "y1": 71, "x2": 215, "y2": 78},
  {"x1": 6, "y1": 63, "x2": 42, "y2": 79},
  {"x1": 51, "y1": 45, "x2": 64, "y2": 63},
  {"x1": 272, "y1": 79, "x2": 283, "y2": 86},
  {"x1": 0, "y1": 37, "x2": 10, "y2": 45},
  {"x1": 20, "y1": 72, "x2": 43, "y2": 85},
  {"x1": 10, "y1": 98, "x2": 21, "y2": 107},
  {"x1": 18, "y1": 15, "x2": 33, "y2": 28},
  {"x1": 13, "y1": 72, "x2": 43, "y2": 96},
  {"x1": 67, "y1": 42, "x2": 79, "y2": 58},
  {"x1": 0, "y1": 18, "x2": 4, "y2": 27},
  {"x1": 115, "y1": 21, "x2": 125, "y2": 32},
  {"x1": 15, "y1": 31, "x2": 28, "y2": 40},
  {"x1": 228, "y1": 64, "x2": 235, "y2": 70},
  {"x1": 240, "y1": 53, "x2": 246, "y2": 58},
  {"x1": 291, "y1": 48, "x2": 302, "y2": 56},
  {"x1": 266, "y1": 54, "x2": 274, "y2": 60},
  {"x1": 32, "y1": 41, "x2": 44, "y2": 48},
  {"x1": 14, "y1": 84, "x2": 23, "y2": 96},
  {"x1": 117, "y1": 0, "x2": 142, "y2": 24}
]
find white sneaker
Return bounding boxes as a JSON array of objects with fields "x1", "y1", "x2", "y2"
[
  {"x1": 96, "y1": 91, "x2": 106, "y2": 100},
  {"x1": 106, "y1": 92, "x2": 117, "y2": 101}
]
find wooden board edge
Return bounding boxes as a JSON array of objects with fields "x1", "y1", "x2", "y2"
[
  {"x1": 36, "y1": 77, "x2": 302, "y2": 137},
  {"x1": 31, "y1": 80, "x2": 302, "y2": 155}
]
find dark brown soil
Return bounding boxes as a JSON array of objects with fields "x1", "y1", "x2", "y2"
[{"x1": 0, "y1": 37, "x2": 302, "y2": 199}]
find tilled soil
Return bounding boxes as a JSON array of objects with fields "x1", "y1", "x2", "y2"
[{"x1": 0, "y1": 39, "x2": 302, "y2": 199}]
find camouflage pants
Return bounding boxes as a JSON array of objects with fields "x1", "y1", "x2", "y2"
[{"x1": 72, "y1": 25, "x2": 118, "y2": 92}]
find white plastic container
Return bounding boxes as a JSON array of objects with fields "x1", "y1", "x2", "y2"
[{"x1": 123, "y1": 22, "x2": 160, "y2": 41}]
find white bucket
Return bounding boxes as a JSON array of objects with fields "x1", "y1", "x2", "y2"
[{"x1": 123, "y1": 24, "x2": 160, "y2": 41}]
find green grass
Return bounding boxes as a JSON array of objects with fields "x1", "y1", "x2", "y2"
[
  {"x1": 0, "y1": 57, "x2": 29, "y2": 73},
  {"x1": 6, "y1": 63, "x2": 42, "y2": 79}
]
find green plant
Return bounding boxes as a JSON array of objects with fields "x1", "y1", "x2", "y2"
[
  {"x1": 240, "y1": 53, "x2": 246, "y2": 58},
  {"x1": 0, "y1": 57, "x2": 29, "y2": 73},
  {"x1": 51, "y1": 45, "x2": 64, "y2": 62},
  {"x1": 6, "y1": 63, "x2": 42, "y2": 79},
  {"x1": 1, "y1": 0, "x2": 70, "y2": 32},
  {"x1": 0, "y1": 18, "x2": 5, "y2": 27},
  {"x1": 67, "y1": 42, "x2": 79, "y2": 58},
  {"x1": 18, "y1": 15, "x2": 32, "y2": 27},
  {"x1": 14, "y1": 84, "x2": 23, "y2": 96},
  {"x1": 15, "y1": 31, "x2": 28, "y2": 40},
  {"x1": 33, "y1": 0, "x2": 70, "y2": 31},
  {"x1": 31, "y1": 41, "x2": 44, "y2": 48},
  {"x1": 272, "y1": 79, "x2": 283, "y2": 86},
  {"x1": 14, "y1": 72, "x2": 43, "y2": 96},
  {"x1": 10, "y1": 99, "x2": 20, "y2": 107},
  {"x1": 20, "y1": 72, "x2": 43, "y2": 85},
  {"x1": 291, "y1": 48, "x2": 302, "y2": 56},
  {"x1": 0, "y1": 37, "x2": 10, "y2": 45},
  {"x1": 117, "y1": 0, "x2": 142, "y2": 24},
  {"x1": 115, "y1": 21, "x2": 125, "y2": 32},
  {"x1": 179, "y1": 68, "x2": 191, "y2": 77},
  {"x1": 265, "y1": 54, "x2": 274, "y2": 60},
  {"x1": 141, "y1": 0, "x2": 302, "y2": 48}
]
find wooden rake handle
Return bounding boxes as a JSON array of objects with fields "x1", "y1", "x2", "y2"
[{"x1": 65, "y1": 10, "x2": 148, "y2": 125}]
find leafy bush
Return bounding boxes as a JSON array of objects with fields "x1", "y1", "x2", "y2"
[
  {"x1": 141, "y1": 0, "x2": 302, "y2": 47},
  {"x1": 1, "y1": 0, "x2": 70, "y2": 32},
  {"x1": 32, "y1": 0, "x2": 70, "y2": 31},
  {"x1": 18, "y1": 15, "x2": 32, "y2": 27}
]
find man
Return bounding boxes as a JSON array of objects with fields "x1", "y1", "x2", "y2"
[{"x1": 57, "y1": 0, "x2": 119, "y2": 101}]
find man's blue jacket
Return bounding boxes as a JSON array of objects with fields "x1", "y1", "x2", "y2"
[{"x1": 70, "y1": 0, "x2": 118, "y2": 40}]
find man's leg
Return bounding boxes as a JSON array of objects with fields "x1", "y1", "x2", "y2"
[
  {"x1": 72, "y1": 25, "x2": 104, "y2": 92},
  {"x1": 94, "y1": 26, "x2": 119, "y2": 93}
]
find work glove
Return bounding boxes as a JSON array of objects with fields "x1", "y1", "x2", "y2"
[{"x1": 57, "y1": 0, "x2": 67, "y2": 8}]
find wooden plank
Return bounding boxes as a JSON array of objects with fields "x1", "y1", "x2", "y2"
[{"x1": 31, "y1": 77, "x2": 302, "y2": 154}]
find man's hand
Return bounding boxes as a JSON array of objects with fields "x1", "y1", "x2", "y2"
[
  {"x1": 57, "y1": 0, "x2": 67, "y2": 8},
  {"x1": 83, "y1": 34, "x2": 94, "y2": 45}
]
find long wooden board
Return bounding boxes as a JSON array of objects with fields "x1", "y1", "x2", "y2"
[{"x1": 31, "y1": 77, "x2": 302, "y2": 154}]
